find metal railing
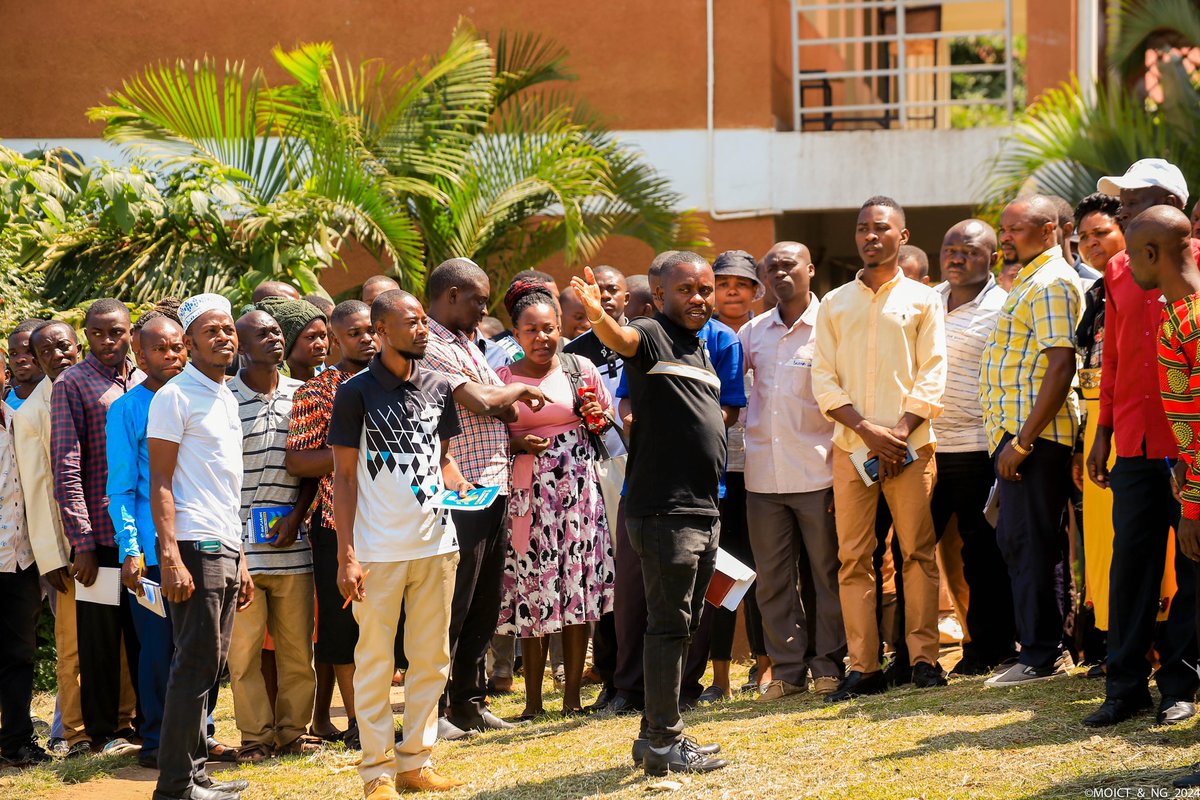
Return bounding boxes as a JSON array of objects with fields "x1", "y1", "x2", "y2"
[{"x1": 791, "y1": 0, "x2": 1015, "y2": 131}]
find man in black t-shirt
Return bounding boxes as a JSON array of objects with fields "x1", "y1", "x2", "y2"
[{"x1": 571, "y1": 253, "x2": 728, "y2": 777}]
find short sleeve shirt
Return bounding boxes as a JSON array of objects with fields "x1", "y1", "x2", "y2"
[
  {"x1": 327, "y1": 356, "x2": 461, "y2": 563},
  {"x1": 980, "y1": 249, "x2": 1083, "y2": 452},
  {"x1": 622, "y1": 314, "x2": 727, "y2": 517},
  {"x1": 146, "y1": 363, "x2": 243, "y2": 550},
  {"x1": 228, "y1": 374, "x2": 312, "y2": 575}
]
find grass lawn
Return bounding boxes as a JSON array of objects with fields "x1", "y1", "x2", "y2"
[{"x1": 4, "y1": 653, "x2": 1200, "y2": 799}]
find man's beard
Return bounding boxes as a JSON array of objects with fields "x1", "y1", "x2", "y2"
[{"x1": 398, "y1": 350, "x2": 425, "y2": 361}]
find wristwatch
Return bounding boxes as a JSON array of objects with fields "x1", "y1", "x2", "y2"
[{"x1": 1010, "y1": 437, "x2": 1034, "y2": 456}]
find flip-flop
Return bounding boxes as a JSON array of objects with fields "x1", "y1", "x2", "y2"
[{"x1": 100, "y1": 738, "x2": 140, "y2": 757}]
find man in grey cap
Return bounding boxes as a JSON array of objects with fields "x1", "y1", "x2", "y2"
[{"x1": 1082, "y1": 158, "x2": 1200, "y2": 729}]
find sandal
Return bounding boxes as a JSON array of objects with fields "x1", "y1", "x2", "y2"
[
  {"x1": 342, "y1": 722, "x2": 360, "y2": 750},
  {"x1": 206, "y1": 737, "x2": 238, "y2": 763},
  {"x1": 278, "y1": 736, "x2": 322, "y2": 756},
  {"x1": 235, "y1": 743, "x2": 273, "y2": 764}
]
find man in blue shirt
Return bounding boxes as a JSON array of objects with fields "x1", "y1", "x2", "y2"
[{"x1": 106, "y1": 314, "x2": 237, "y2": 772}]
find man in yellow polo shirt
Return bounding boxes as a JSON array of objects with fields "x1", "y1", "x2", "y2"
[{"x1": 980, "y1": 194, "x2": 1084, "y2": 687}]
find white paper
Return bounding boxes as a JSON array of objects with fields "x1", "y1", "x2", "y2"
[
  {"x1": 130, "y1": 577, "x2": 168, "y2": 618},
  {"x1": 712, "y1": 548, "x2": 757, "y2": 612},
  {"x1": 75, "y1": 567, "x2": 121, "y2": 606}
]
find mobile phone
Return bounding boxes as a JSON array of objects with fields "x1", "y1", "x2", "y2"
[{"x1": 864, "y1": 448, "x2": 915, "y2": 481}]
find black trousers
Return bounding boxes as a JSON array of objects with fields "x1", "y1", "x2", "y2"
[
  {"x1": 591, "y1": 612, "x2": 617, "y2": 691},
  {"x1": 156, "y1": 542, "x2": 239, "y2": 797},
  {"x1": 0, "y1": 564, "x2": 40, "y2": 756},
  {"x1": 931, "y1": 450, "x2": 1018, "y2": 666},
  {"x1": 75, "y1": 543, "x2": 140, "y2": 743},
  {"x1": 626, "y1": 514, "x2": 719, "y2": 748},
  {"x1": 1106, "y1": 456, "x2": 1198, "y2": 701},
  {"x1": 613, "y1": 500, "x2": 715, "y2": 705},
  {"x1": 709, "y1": 473, "x2": 765, "y2": 660},
  {"x1": 994, "y1": 434, "x2": 1074, "y2": 670},
  {"x1": 443, "y1": 496, "x2": 509, "y2": 722}
]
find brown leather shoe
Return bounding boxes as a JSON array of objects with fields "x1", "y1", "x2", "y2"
[
  {"x1": 364, "y1": 774, "x2": 401, "y2": 800},
  {"x1": 395, "y1": 767, "x2": 465, "y2": 792}
]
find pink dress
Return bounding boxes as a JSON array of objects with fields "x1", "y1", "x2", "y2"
[{"x1": 495, "y1": 361, "x2": 615, "y2": 638}]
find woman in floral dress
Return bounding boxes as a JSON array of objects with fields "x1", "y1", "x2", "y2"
[{"x1": 495, "y1": 280, "x2": 616, "y2": 717}]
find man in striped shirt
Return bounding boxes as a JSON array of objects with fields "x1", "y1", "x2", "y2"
[
  {"x1": 930, "y1": 219, "x2": 1016, "y2": 675},
  {"x1": 226, "y1": 310, "x2": 319, "y2": 761}
]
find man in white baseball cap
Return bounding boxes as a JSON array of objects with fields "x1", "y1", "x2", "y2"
[
  {"x1": 1098, "y1": 158, "x2": 1190, "y2": 226},
  {"x1": 1082, "y1": 158, "x2": 1199, "y2": 733}
]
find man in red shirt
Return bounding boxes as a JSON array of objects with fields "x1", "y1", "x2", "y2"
[
  {"x1": 1123, "y1": 205, "x2": 1200, "y2": 791},
  {"x1": 1084, "y1": 159, "x2": 1198, "y2": 728}
]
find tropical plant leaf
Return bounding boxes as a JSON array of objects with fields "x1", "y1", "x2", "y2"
[{"x1": 1109, "y1": 0, "x2": 1200, "y2": 84}]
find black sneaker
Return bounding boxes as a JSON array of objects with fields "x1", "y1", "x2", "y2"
[
  {"x1": 642, "y1": 737, "x2": 727, "y2": 776},
  {"x1": 1, "y1": 743, "x2": 51, "y2": 767},
  {"x1": 912, "y1": 661, "x2": 948, "y2": 688}
]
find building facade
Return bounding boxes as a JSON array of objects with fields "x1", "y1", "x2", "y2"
[{"x1": 0, "y1": 0, "x2": 1097, "y2": 293}]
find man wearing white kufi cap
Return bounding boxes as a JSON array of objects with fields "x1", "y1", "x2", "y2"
[
  {"x1": 148, "y1": 293, "x2": 254, "y2": 800},
  {"x1": 1080, "y1": 159, "x2": 1199, "y2": 733}
]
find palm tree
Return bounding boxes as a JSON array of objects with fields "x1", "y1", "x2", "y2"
[
  {"x1": 26, "y1": 20, "x2": 704, "y2": 308},
  {"x1": 271, "y1": 22, "x2": 707, "y2": 302},
  {"x1": 982, "y1": 2, "x2": 1200, "y2": 210}
]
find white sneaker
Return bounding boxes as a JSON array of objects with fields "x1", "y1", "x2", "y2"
[{"x1": 984, "y1": 652, "x2": 1072, "y2": 687}]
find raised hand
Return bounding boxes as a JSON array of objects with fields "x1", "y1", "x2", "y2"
[{"x1": 570, "y1": 266, "x2": 604, "y2": 322}]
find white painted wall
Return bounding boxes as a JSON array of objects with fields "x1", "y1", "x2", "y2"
[{"x1": 6, "y1": 126, "x2": 1008, "y2": 214}]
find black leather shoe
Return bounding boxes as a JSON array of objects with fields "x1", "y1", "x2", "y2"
[
  {"x1": 196, "y1": 776, "x2": 251, "y2": 793},
  {"x1": 949, "y1": 656, "x2": 994, "y2": 677},
  {"x1": 587, "y1": 686, "x2": 616, "y2": 713},
  {"x1": 642, "y1": 737, "x2": 727, "y2": 776},
  {"x1": 1158, "y1": 697, "x2": 1196, "y2": 725},
  {"x1": 451, "y1": 709, "x2": 516, "y2": 732},
  {"x1": 1082, "y1": 695, "x2": 1153, "y2": 727},
  {"x1": 912, "y1": 662, "x2": 948, "y2": 688},
  {"x1": 631, "y1": 737, "x2": 720, "y2": 765},
  {"x1": 0, "y1": 743, "x2": 51, "y2": 767},
  {"x1": 151, "y1": 785, "x2": 242, "y2": 800},
  {"x1": 884, "y1": 661, "x2": 912, "y2": 687},
  {"x1": 1174, "y1": 766, "x2": 1200, "y2": 789},
  {"x1": 606, "y1": 695, "x2": 643, "y2": 716},
  {"x1": 826, "y1": 670, "x2": 887, "y2": 703}
]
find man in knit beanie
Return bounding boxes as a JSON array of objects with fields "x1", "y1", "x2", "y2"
[{"x1": 256, "y1": 298, "x2": 329, "y2": 382}]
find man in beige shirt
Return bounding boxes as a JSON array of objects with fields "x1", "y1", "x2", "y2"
[
  {"x1": 812, "y1": 196, "x2": 947, "y2": 702},
  {"x1": 13, "y1": 321, "x2": 138, "y2": 757},
  {"x1": 13, "y1": 321, "x2": 88, "y2": 754}
]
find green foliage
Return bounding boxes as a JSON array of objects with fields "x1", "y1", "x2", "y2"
[
  {"x1": 1109, "y1": 0, "x2": 1200, "y2": 84},
  {"x1": 949, "y1": 35, "x2": 1026, "y2": 129},
  {"x1": 981, "y1": 1, "x2": 1200, "y2": 213},
  {"x1": 34, "y1": 600, "x2": 56, "y2": 692}
]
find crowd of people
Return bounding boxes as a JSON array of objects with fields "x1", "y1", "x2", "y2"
[{"x1": 3, "y1": 157, "x2": 1200, "y2": 799}]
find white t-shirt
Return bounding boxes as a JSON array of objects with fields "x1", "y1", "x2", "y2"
[{"x1": 147, "y1": 362, "x2": 243, "y2": 550}]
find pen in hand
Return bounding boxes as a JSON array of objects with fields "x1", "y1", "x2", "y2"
[{"x1": 342, "y1": 569, "x2": 370, "y2": 609}]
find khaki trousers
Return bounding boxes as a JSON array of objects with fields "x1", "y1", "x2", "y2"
[
  {"x1": 51, "y1": 580, "x2": 135, "y2": 745},
  {"x1": 832, "y1": 446, "x2": 940, "y2": 672},
  {"x1": 228, "y1": 572, "x2": 316, "y2": 748},
  {"x1": 354, "y1": 552, "x2": 458, "y2": 783}
]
